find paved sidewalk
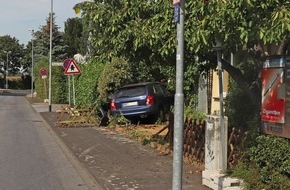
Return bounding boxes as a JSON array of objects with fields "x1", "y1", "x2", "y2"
[{"x1": 29, "y1": 99, "x2": 208, "y2": 190}]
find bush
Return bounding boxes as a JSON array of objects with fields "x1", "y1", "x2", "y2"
[
  {"x1": 184, "y1": 106, "x2": 206, "y2": 121},
  {"x1": 75, "y1": 59, "x2": 104, "y2": 105},
  {"x1": 225, "y1": 80, "x2": 260, "y2": 131},
  {"x1": 97, "y1": 57, "x2": 134, "y2": 104},
  {"x1": 34, "y1": 57, "x2": 67, "y2": 103},
  {"x1": 6, "y1": 75, "x2": 31, "y2": 89},
  {"x1": 231, "y1": 135, "x2": 290, "y2": 190}
]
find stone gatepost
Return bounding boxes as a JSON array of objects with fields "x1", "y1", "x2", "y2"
[{"x1": 202, "y1": 116, "x2": 243, "y2": 190}]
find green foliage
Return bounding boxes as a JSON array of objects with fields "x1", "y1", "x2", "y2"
[
  {"x1": 0, "y1": 35, "x2": 25, "y2": 76},
  {"x1": 75, "y1": 59, "x2": 104, "y2": 105},
  {"x1": 187, "y1": 0, "x2": 290, "y2": 52},
  {"x1": 34, "y1": 57, "x2": 67, "y2": 103},
  {"x1": 184, "y1": 106, "x2": 206, "y2": 121},
  {"x1": 225, "y1": 55, "x2": 261, "y2": 130},
  {"x1": 51, "y1": 65, "x2": 67, "y2": 103},
  {"x1": 225, "y1": 80, "x2": 260, "y2": 131},
  {"x1": 97, "y1": 57, "x2": 134, "y2": 103},
  {"x1": 231, "y1": 135, "x2": 290, "y2": 190},
  {"x1": 110, "y1": 114, "x2": 131, "y2": 127},
  {"x1": 7, "y1": 75, "x2": 31, "y2": 89},
  {"x1": 33, "y1": 13, "x2": 67, "y2": 63},
  {"x1": 34, "y1": 58, "x2": 49, "y2": 100},
  {"x1": 75, "y1": 0, "x2": 177, "y2": 81},
  {"x1": 64, "y1": 18, "x2": 83, "y2": 57}
]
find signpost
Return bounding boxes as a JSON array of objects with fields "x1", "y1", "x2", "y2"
[
  {"x1": 39, "y1": 68, "x2": 47, "y2": 76},
  {"x1": 173, "y1": 0, "x2": 185, "y2": 190},
  {"x1": 39, "y1": 68, "x2": 48, "y2": 100},
  {"x1": 63, "y1": 58, "x2": 81, "y2": 106},
  {"x1": 64, "y1": 59, "x2": 81, "y2": 75}
]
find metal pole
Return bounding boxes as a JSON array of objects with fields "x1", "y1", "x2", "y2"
[
  {"x1": 30, "y1": 30, "x2": 34, "y2": 98},
  {"x1": 68, "y1": 76, "x2": 71, "y2": 106},
  {"x1": 72, "y1": 75, "x2": 76, "y2": 106},
  {"x1": 44, "y1": 78, "x2": 48, "y2": 99},
  {"x1": 217, "y1": 43, "x2": 226, "y2": 171},
  {"x1": 48, "y1": 0, "x2": 53, "y2": 112},
  {"x1": 6, "y1": 52, "x2": 9, "y2": 89},
  {"x1": 173, "y1": 1, "x2": 185, "y2": 190}
]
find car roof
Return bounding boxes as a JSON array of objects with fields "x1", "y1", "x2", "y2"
[{"x1": 118, "y1": 82, "x2": 165, "y2": 89}]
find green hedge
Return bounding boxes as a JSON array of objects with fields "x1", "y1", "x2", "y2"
[
  {"x1": 231, "y1": 135, "x2": 290, "y2": 190},
  {"x1": 34, "y1": 58, "x2": 67, "y2": 103},
  {"x1": 97, "y1": 57, "x2": 134, "y2": 104},
  {"x1": 75, "y1": 59, "x2": 105, "y2": 105}
]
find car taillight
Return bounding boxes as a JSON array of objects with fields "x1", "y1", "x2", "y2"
[
  {"x1": 110, "y1": 100, "x2": 116, "y2": 110},
  {"x1": 146, "y1": 95, "x2": 154, "y2": 106}
]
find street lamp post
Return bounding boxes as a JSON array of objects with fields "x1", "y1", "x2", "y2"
[
  {"x1": 5, "y1": 51, "x2": 11, "y2": 90},
  {"x1": 29, "y1": 29, "x2": 34, "y2": 98},
  {"x1": 173, "y1": 1, "x2": 185, "y2": 190},
  {"x1": 212, "y1": 41, "x2": 227, "y2": 171},
  {"x1": 49, "y1": 0, "x2": 53, "y2": 112}
]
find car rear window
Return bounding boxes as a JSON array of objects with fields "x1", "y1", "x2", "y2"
[{"x1": 115, "y1": 86, "x2": 146, "y2": 98}]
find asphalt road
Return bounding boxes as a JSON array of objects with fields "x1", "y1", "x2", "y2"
[{"x1": 0, "y1": 91, "x2": 93, "y2": 190}]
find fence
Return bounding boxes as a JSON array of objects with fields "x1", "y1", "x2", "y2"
[{"x1": 157, "y1": 113, "x2": 243, "y2": 166}]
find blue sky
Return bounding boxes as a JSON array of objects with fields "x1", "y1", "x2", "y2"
[{"x1": 0, "y1": 0, "x2": 84, "y2": 45}]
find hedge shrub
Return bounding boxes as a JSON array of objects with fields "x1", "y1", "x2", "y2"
[
  {"x1": 231, "y1": 135, "x2": 290, "y2": 190},
  {"x1": 97, "y1": 57, "x2": 134, "y2": 104},
  {"x1": 75, "y1": 59, "x2": 104, "y2": 105},
  {"x1": 34, "y1": 57, "x2": 67, "y2": 103}
]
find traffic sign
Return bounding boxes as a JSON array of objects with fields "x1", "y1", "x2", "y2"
[
  {"x1": 63, "y1": 58, "x2": 71, "y2": 69},
  {"x1": 40, "y1": 68, "x2": 47, "y2": 76},
  {"x1": 174, "y1": 5, "x2": 180, "y2": 23},
  {"x1": 64, "y1": 59, "x2": 81, "y2": 75}
]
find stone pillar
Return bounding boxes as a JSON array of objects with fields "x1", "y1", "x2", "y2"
[
  {"x1": 204, "y1": 115, "x2": 228, "y2": 171},
  {"x1": 203, "y1": 115, "x2": 243, "y2": 190}
]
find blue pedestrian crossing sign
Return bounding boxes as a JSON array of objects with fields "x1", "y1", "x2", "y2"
[{"x1": 64, "y1": 59, "x2": 81, "y2": 75}]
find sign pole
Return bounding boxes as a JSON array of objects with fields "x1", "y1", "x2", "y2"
[
  {"x1": 72, "y1": 75, "x2": 76, "y2": 106},
  {"x1": 44, "y1": 78, "x2": 48, "y2": 99},
  {"x1": 173, "y1": 0, "x2": 185, "y2": 190},
  {"x1": 63, "y1": 58, "x2": 81, "y2": 107},
  {"x1": 68, "y1": 75, "x2": 71, "y2": 106}
]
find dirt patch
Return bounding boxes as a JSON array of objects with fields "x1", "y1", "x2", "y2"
[{"x1": 103, "y1": 122, "x2": 205, "y2": 171}]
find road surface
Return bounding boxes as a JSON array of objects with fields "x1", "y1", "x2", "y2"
[{"x1": 0, "y1": 91, "x2": 94, "y2": 190}]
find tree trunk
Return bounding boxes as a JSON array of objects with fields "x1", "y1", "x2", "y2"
[{"x1": 221, "y1": 58, "x2": 261, "y2": 106}]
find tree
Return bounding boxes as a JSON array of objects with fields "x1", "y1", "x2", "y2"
[
  {"x1": 74, "y1": 0, "x2": 289, "y2": 107},
  {"x1": 0, "y1": 35, "x2": 25, "y2": 88},
  {"x1": 64, "y1": 17, "x2": 83, "y2": 57},
  {"x1": 185, "y1": 0, "x2": 289, "y2": 104},
  {"x1": 33, "y1": 13, "x2": 67, "y2": 62}
]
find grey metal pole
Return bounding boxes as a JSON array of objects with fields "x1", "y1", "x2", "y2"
[
  {"x1": 72, "y1": 75, "x2": 76, "y2": 106},
  {"x1": 217, "y1": 43, "x2": 226, "y2": 171},
  {"x1": 5, "y1": 52, "x2": 9, "y2": 89},
  {"x1": 30, "y1": 29, "x2": 34, "y2": 98},
  {"x1": 48, "y1": 0, "x2": 53, "y2": 112},
  {"x1": 173, "y1": 1, "x2": 185, "y2": 190},
  {"x1": 68, "y1": 76, "x2": 71, "y2": 106}
]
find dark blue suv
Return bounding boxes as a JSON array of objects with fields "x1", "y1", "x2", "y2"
[{"x1": 110, "y1": 82, "x2": 174, "y2": 122}]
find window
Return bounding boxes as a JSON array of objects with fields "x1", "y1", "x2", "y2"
[{"x1": 115, "y1": 86, "x2": 146, "y2": 98}]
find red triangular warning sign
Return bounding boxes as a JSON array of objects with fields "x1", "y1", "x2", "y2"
[{"x1": 64, "y1": 59, "x2": 81, "y2": 75}]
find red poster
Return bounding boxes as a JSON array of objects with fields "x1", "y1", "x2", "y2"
[{"x1": 261, "y1": 68, "x2": 285, "y2": 123}]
